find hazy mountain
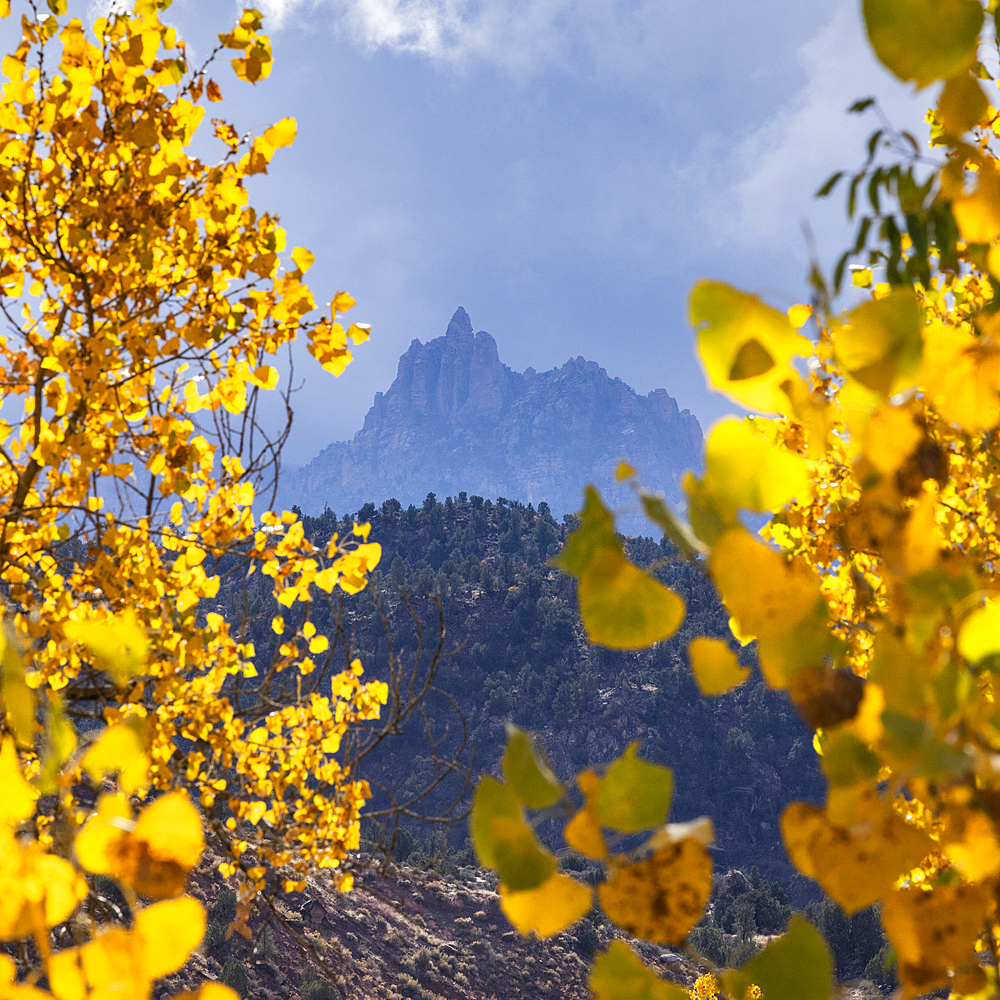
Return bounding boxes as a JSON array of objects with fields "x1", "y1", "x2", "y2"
[{"x1": 279, "y1": 308, "x2": 702, "y2": 523}]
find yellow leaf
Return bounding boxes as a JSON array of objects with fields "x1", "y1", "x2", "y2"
[
  {"x1": 882, "y1": 882, "x2": 994, "y2": 997},
  {"x1": 703, "y1": 418, "x2": 811, "y2": 514},
  {"x1": 837, "y1": 290, "x2": 924, "y2": 398},
  {"x1": 863, "y1": 0, "x2": 982, "y2": 87},
  {"x1": 262, "y1": 116, "x2": 296, "y2": 149},
  {"x1": 690, "y1": 281, "x2": 812, "y2": 414},
  {"x1": 922, "y1": 319, "x2": 1000, "y2": 431},
  {"x1": 0, "y1": 737, "x2": 37, "y2": 823},
  {"x1": 578, "y1": 548, "x2": 684, "y2": 649},
  {"x1": 564, "y1": 771, "x2": 607, "y2": 860},
  {"x1": 136, "y1": 896, "x2": 206, "y2": 979},
  {"x1": 500, "y1": 872, "x2": 592, "y2": 938},
  {"x1": 291, "y1": 247, "x2": 315, "y2": 273},
  {"x1": 74, "y1": 793, "x2": 132, "y2": 875},
  {"x1": 942, "y1": 808, "x2": 1000, "y2": 881},
  {"x1": 902, "y1": 488, "x2": 940, "y2": 575},
  {"x1": 0, "y1": 1, "x2": 10, "y2": 16},
  {"x1": 332, "y1": 291, "x2": 356, "y2": 314},
  {"x1": 347, "y1": 322, "x2": 371, "y2": 344},
  {"x1": 616, "y1": 460, "x2": 637, "y2": 481},
  {"x1": 250, "y1": 365, "x2": 278, "y2": 389},
  {"x1": 82, "y1": 720, "x2": 150, "y2": 794},
  {"x1": 64, "y1": 612, "x2": 148, "y2": 686},
  {"x1": 953, "y1": 162, "x2": 1000, "y2": 244},
  {"x1": 688, "y1": 636, "x2": 750, "y2": 696},
  {"x1": 132, "y1": 792, "x2": 205, "y2": 873},
  {"x1": 709, "y1": 529, "x2": 822, "y2": 641},
  {"x1": 864, "y1": 405, "x2": 923, "y2": 474},
  {"x1": 788, "y1": 304, "x2": 812, "y2": 329},
  {"x1": 959, "y1": 599, "x2": 1000, "y2": 664},
  {"x1": 780, "y1": 798, "x2": 933, "y2": 914},
  {"x1": 598, "y1": 839, "x2": 711, "y2": 944},
  {"x1": 938, "y1": 71, "x2": 988, "y2": 134},
  {"x1": 309, "y1": 635, "x2": 328, "y2": 654}
]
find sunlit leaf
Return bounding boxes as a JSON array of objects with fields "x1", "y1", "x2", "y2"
[
  {"x1": 64, "y1": 612, "x2": 148, "y2": 686},
  {"x1": 82, "y1": 718, "x2": 150, "y2": 794},
  {"x1": 500, "y1": 872, "x2": 592, "y2": 937},
  {"x1": 0, "y1": 737, "x2": 37, "y2": 824},
  {"x1": 598, "y1": 839, "x2": 711, "y2": 944},
  {"x1": 687, "y1": 636, "x2": 749, "y2": 696}
]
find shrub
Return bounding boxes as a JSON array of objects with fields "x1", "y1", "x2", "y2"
[{"x1": 221, "y1": 961, "x2": 250, "y2": 999}]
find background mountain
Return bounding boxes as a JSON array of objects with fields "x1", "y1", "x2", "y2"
[{"x1": 278, "y1": 308, "x2": 703, "y2": 523}]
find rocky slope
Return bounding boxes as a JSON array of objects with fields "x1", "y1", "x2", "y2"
[{"x1": 280, "y1": 309, "x2": 702, "y2": 523}]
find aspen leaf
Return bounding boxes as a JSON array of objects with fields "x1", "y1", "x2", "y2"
[
  {"x1": 598, "y1": 839, "x2": 711, "y2": 944},
  {"x1": 687, "y1": 636, "x2": 749, "y2": 696},
  {"x1": 578, "y1": 547, "x2": 685, "y2": 649},
  {"x1": 882, "y1": 882, "x2": 995, "y2": 998},
  {"x1": 645, "y1": 816, "x2": 715, "y2": 852},
  {"x1": 332, "y1": 291, "x2": 355, "y2": 313},
  {"x1": 65, "y1": 612, "x2": 148, "y2": 686},
  {"x1": 590, "y1": 940, "x2": 691, "y2": 1000},
  {"x1": 347, "y1": 323, "x2": 371, "y2": 343},
  {"x1": 757, "y1": 602, "x2": 845, "y2": 690},
  {"x1": 703, "y1": 418, "x2": 811, "y2": 514},
  {"x1": 690, "y1": 281, "x2": 811, "y2": 414},
  {"x1": 953, "y1": 163, "x2": 1000, "y2": 244},
  {"x1": 502, "y1": 725, "x2": 562, "y2": 809},
  {"x1": 250, "y1": 365, "x2": 278, "y2": 389},
  {"x1": 132, "y1": 792, "x2": 205, "y2": 873},
  {"x1": 597, "y1": 743, "x2": 672, "y2": 833},
  {"x1": 941, "y1": 807, "x2": 1000, "y2": 881},
  {"x1": 958, "y1": 599, "x2": 1000, "y2": 665},
  {"x1": 710, "y1": 529, "x2": 822, "y2": 641},
  {"x1": 565, "y1": 770, "x2": 607, "y2": 860},
  {"x1": 864, "y1": 406, "x2": 922, "y2": 474},
  {"x1": 82, "y1": 719, "x2": 150, "y2": 794},
  {"x1": 263, "y1": 117, "x2": 296, "y2": 149},
  {"x1": 0, "y1": 2, "x2": 10, "y2": 16},
  {"x1": 0, "y1": 630, "x2": 37, "y2": 748},
  {"x1": 616, "y1": 460, "x2": 637, "y2": 481},
  {"x1": 938, "y1": 72, "x2": 988, "y2": 134},
  {"x1": 837, "y1": 290, "x2": 923, "y2": 398},
  {"x1": 781, "y1": 799, "x2": 933, "y2": 913},
  {"x1": 788, "y1": 304, "x2": 812, "y2": 329},
  {"x1": 0, "y1": 955, "x2": 46, "y2": 999},
  {"x1": 555, "y1": 486, "x2": 617, "y2": 577},
  {"x1": 74, "y1": 793, "x2": 132, "y2": 875},
  {"x1": 500, "y1": 872, "x2": 592, "y2": 938},
  {"x1": 882, "y1": 709, "x2": 972, "y2": 777},
  {"x1": 174, "y1": 986, "x2": 240, "y2": 1000},
  {"x1": 470, "y1": 777, "x2": 555, "y2": 891},
  {"x1": 902, "y1": 488, "x2": 941, "y2": 575},
  {"x1": 291, "y1": 247, "x2": 315, "y2": 273},
  {"x1": 0, "y1": 737, "x2": 38, "y2": 824},
  {"x1": 206, "y1": 78, "x2": 223, "y2": 101},
  {"x1": 863, "y1": 0, "x2": 982, "y2": 87},
  {"x1": 136, "y1": 896, "x2": 206, "y2": 979},
  {"x1": 723, "y1": 915, "x2": 832, "y2": 1000},
  {"x1": 922, "y1": 319, "x2": 1000, "y2": 431}
]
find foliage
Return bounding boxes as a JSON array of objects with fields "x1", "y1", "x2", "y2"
[
  {"x1": 474, "y1": 2, "x2": 1000, "y2": 998},
  {"x1": 0, "y1": 0, "x2": 393, "y2": 997}
]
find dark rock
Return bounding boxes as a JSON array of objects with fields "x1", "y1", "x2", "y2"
[{"x1": 280, "y1": 309, "x2": 702, "y2": 526}]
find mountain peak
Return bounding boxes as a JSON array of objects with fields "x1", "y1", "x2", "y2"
[
  {"x1": 283, "y1": 312, "x2": 702, "y2": 522},
  {"x1": 446, "y1": 306, "x2": 473, "y2": 338}
]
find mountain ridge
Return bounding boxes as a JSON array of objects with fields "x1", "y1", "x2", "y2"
[{"x1": 280, "y1": 308, "x2": 702, "y2": 521}]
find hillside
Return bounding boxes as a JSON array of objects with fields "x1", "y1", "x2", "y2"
[{"x1": 277, "y1": 308, "x2": 702, "y2": 525}]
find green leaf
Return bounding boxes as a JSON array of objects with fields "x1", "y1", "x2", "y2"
[
  {"x1": 863, "y1": 0, "x2": 983, "y2": 88},
  {"x1": 554, "y1": 486, "x2": 619, "y2": 577},
  {"x1": 723, "y1": 915, "x2": 833, "y2": 1000},
  {"x1": 638, "y1": 493, "x2": 704, "y2": 558},
  {"x1": 590, "y1": 941, "x2": 690, "y2": 1000},
  {"x1": 470, "y1": 777, "x2": 556, "y2": 891},
  {"x1": 597, "y1": 743, "x2": 673, "y2": 833},
  {"x1": 503, "y1": 725, "x2": 563, "y2": 810},
  {"x1": 37, "y1": 692, "x2": 77, "y2": 795},
  {"x1": 882, "y1": 710, "x2": 973, "y2": 778},
  {"x1": 578, "y1": 547, "x2": 685, "y2": 650}
]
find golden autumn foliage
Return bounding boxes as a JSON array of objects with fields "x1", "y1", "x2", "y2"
[
  {"x1": 474, "y1": 2, "x2": 1000, "y2": 998},
  {"x1": 0, "y1": 0, "x2": 391, "y2": 996}
]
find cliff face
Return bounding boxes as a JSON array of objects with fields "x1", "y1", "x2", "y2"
[{"x1": 281, "y1": 308, "x2": 703, "y2": 520}]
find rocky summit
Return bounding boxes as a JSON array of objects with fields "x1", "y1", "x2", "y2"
[{"x1": 281, "y1": 308, "x2": 702, "y2": 522}]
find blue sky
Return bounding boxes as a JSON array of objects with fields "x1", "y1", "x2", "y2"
[{"x1": 41, "y1": 1, "x2": 930, "y2": 466}]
